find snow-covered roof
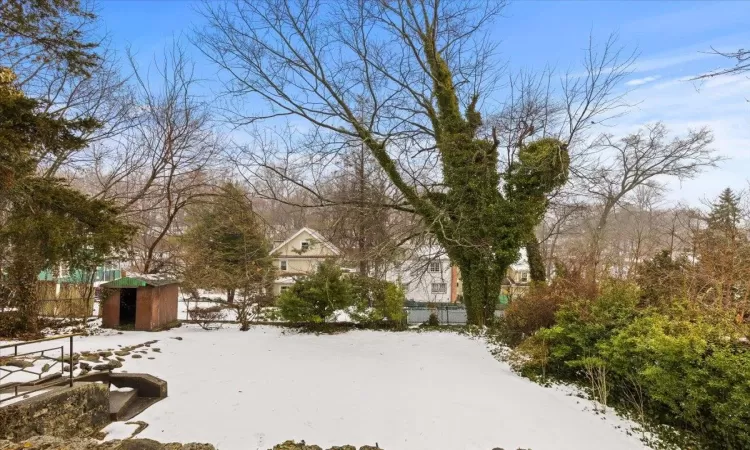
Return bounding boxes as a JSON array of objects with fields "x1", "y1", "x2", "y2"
[{"x1": 270, "y1": 227, "x2": 341, "y2": 256}]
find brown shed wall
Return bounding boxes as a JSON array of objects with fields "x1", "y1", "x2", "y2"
[
  {"x1": 134, "y1": 284, "x2": 178, "y2": 331},
  {"x1": 101, "y1": 290, "x2": 120, "y2": 328}
]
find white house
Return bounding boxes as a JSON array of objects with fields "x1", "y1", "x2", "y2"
[
  {"x1": 386, "y1": 246, "x2": 457, "y2": 303},
  {"x1": 387, "y1": 245, "x2": 532, "y2": 304}
]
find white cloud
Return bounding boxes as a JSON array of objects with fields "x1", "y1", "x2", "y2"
[
  {"x1": 625, "y1": 75, "x2": 661, "y2": 86},
  {"x1": 604, "y1": 73, "x2": 750, "y2": 205}
]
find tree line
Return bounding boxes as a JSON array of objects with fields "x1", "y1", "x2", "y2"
[{"x1": 0, "y1": 0, "x2": 741, "y2": 334}]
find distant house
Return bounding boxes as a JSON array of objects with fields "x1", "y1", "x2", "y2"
[
  {"x1": 386, "y1": 247, "x2": 456, "y2": 303},
  {"x1": 270, "y1": 227, "x2": 342, "y2": 295},
  {"x1": 389, "y1": 245, "x2": 531, "y2": 304}
]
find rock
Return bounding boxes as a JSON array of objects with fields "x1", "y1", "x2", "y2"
[
  {"x1": 116, "y1": 357, "x2": 126, "y2": 362},
  {"x1": 131, "y1": 354, "x2": 142, "y2": 359},
  {"x1": 170, "y1": 337, "x2": 183, "y2": 341},
  {"x1": 147, "y1": 357, "x2": 155, "y2": 360},
  {"x1": 79, "y1": 361, "x2": 92, "y2": 370},
  {"x1": 41, "y1": 363, "x2": 51, "y2": 373},
  {"x1": 115, "y1": 350, "x2": 131, "y2": 357},
  {"x1": 272, "y1": 441, "x2": 323, "y2": 450},
  {"x1": 93, "y1": 364, "x2": 112, "y2": 371},
  {"x1": 108, "y1": 359, "x2": 123, "y2": 369},
  {"x1": 98, "y1": 351, "x2": 113, "y2": 357},
  {"x1": 182, "y1": 445, "x2": 216, "y2": 450},
  {"x1": 64, "y1": 364, "x2": 72, "y2": 372},
  {"x1": 152, "y1": 348, "x2": 161, "y2": 353},
  {"x1": 358, "y1": 447, "x2": 381, "y2": 450},
  {"x1": 114, "y1": 439, "x2": 166, "y2": 450},
  {"x1": 82, "y1": 353, "x2": 101, "y2": 362},
  {"x1": 3, "y1": 359, "x2": 33, "y2": 368},
  {"x1": 145, "y1": 340, "x2": 158, "y2": 345},
  {"x1": 329, "y1": 447, "x2": 356, "y2": 450}
]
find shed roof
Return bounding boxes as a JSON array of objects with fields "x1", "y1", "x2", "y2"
[{"x1": 100, "y1": 275, "x2": 178, "y2": 288}]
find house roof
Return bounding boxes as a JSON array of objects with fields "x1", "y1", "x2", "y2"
[
  {"x1": 100, "y1": 275, "x2": 178, "y2": 288},
  {"x1": 270, "y1": 227, "x2": 341, "y2": 256}
]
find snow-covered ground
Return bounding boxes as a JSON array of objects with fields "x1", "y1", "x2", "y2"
[{"x1": 2, "y1": 326, "x2": 649, "y2": 450}]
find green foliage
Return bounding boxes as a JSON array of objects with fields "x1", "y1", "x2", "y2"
[
  {"x1": 0, "y1": 0, "x2": 99, "y2": 76},
  {"x1": 182, "y1": 183, "x2": 275, "y2": 297},
  {"x1": 0, "y1": 68, "x2": 132, "y2": 334},
  {"x1": 515, "y1": 279, "x2": 750, "y2": 449},
  {"x1": 635, "y1": 250, "x2": 689, "y2": 306},
  {"x1": 349, "y1": 275, "x2": 406, "y2": 325},
  {"x1": 277, "y1": 261, "x2": 353, "y2": 323},
  {"x1": 427, "y1": 312, "x2": 440, "y2": 327}
]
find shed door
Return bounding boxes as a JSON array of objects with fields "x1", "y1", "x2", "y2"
[{"x1": 119, "y1": 288, "x2": 137, "y2": 326}]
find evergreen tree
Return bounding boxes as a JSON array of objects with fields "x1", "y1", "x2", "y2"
[
  {"x1": 0, "y1": 68, "x2": 132, "y2": 334},
  {"x1": 0, "y1": 0, "x2": 99, "y2": 77},
  {"x1": 182, "y1": 183, "x2": 275, "y2": 304},
  {"x1": 697, "y1": 188, "x2": 750, "y2": 309},
  {"x1": 707, "y1": 188, "x2": 741, "y2": 234}
]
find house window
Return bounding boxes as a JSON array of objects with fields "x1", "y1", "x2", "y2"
[
  {"x1": 520, "y1": 271, "x2": 529, "y2": 283},
  {"x1": 429, "y1": 261, "x2": 441, "y2": 273},
  {"x1": 301, "y1": 241, "x2": 309, "y2": 251},
  {"x1": 431, "y1": 283, "x2": 447, "y2": 294},
  {"x1": 280, "y1": 260, "x2": 287, "y2": 271}
]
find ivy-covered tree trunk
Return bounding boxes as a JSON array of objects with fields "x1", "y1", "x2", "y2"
[
  {"x1": 526, "y1": 238, "x2": 547, "y2": 283},
  {"x1": 457, "y1": 259, "x2": 504, "y2": 325},
  {"x1": 8, "y1": 249, "x2": 42, "y2": 334}
]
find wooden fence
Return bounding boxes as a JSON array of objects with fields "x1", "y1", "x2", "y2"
[{"x1": 36, "y1": 281, "x2": 95, "y2": 318}]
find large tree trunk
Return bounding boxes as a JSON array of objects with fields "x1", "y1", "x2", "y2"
[
  {"x1": 9, "y1": 250, "x2": 41, "y2": 334},
  {"x1": 457, "y1": 260, "x2": 502, "y2": 326},
  {"x1": 227, "y1": 288, "x2": 235, "y2": 304},
  {"x1": 526, "y1": 238, "x2": 546, "y2": 283}
]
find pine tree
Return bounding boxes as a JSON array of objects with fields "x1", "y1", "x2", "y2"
[
  {"x1": 182, "y1": 183, "x2": 275, "y2": 304},
  {"x1": 697, "y1": 188, "x2": 750, "y2": 310},
  {"x1": 707, "y1": 188, "x2": 741, "y2": 235},
  {"x1": 0, "y1": 68, "x2": 132, "y2": 334}
]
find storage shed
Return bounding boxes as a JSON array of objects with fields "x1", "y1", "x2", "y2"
[{"x1": 100, "y1": 276, "x2": 179, "y2": 331}]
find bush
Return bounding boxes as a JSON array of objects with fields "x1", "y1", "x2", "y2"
[
  {"x1": 504, "y1": 286, "x2": 560, "y2": 337},
  {"x1": 514, "y1": 280, "x2": 750, "y2": 449},
  {"x1": 427, "y1": 312, "x2": 439, "y2": 326},
  {"x1": 278, "y1": 261, "x2": 353, "y2": 323},
  {"x1": 348, "y1": 276, "x2": 406, "y2": 326},
  {"x1": 188, "y1": 306, "x2": 226, "y2": 330}
]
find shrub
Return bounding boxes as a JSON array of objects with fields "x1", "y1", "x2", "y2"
[
  {"x1": 504, "y1": 286, "x2": 560, "y2": 336},
  {"x1": 349, "y1": 275, "x2": 406, "y2": 325},
  {"x1": 188, "y1": 306, "x2": 226, "y2": 330},
  {"x1": 278, "y1": 261, "x2": 353, "y2": 323},
  {"x1": 427, "y1": 312, "x2": 439, "y2": 326},
  {"x1": 514, "y1": 279, "x2": 750, "y2": 449}
]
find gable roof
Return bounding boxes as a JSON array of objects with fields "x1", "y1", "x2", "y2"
[{"x1": 270, "y1": 227, "x2": 341, "y2": 256}]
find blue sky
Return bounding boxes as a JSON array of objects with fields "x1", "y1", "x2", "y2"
[{"x1": 96, "y1": 1, "x2": 750, "y2": 207}]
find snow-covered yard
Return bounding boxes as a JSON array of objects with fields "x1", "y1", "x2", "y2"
[{"x1": 2, "y1": 326, "x2": 648, "y2": 450}]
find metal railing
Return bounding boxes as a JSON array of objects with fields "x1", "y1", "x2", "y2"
[{"x1": 0, "y1": 334, "x2": 79, "y2": 404}]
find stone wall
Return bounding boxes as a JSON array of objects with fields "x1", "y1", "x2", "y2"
[
  {"x1": 0, "y1": 383, "x2": 109, "y2": 441},
  {"x1": 0, "y1": 436, "x2": 215, "y2": 450}
]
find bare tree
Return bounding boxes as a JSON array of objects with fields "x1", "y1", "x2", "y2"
[
  {"x1": 580, "y1": 122, "x2": 718, "y2": 275},
  {"x1": 86, "y1": 42, "x2": 222, "y2": 274},
  {"x1": 695, "y1": 47, "x2": 750, "y2": 79},
  {"x1": 196, "y1": 0, "x2": 634, "y2": 324}
]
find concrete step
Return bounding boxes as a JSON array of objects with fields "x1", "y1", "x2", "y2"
[
  {"x1": 117, "y1": 396, "x2": 162, "y2": 421},
  {"x1": 109, "y1": 389, "x2": 138, "y2": 420}
]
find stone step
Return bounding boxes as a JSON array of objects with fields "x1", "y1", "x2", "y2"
[{"x1": 109, "y1": 389, "x2": 138, "y2": 420}]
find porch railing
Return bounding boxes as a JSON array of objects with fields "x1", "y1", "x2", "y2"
[{"x1": 0, "y1": 333, "x2": 79, "y2": 404}]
